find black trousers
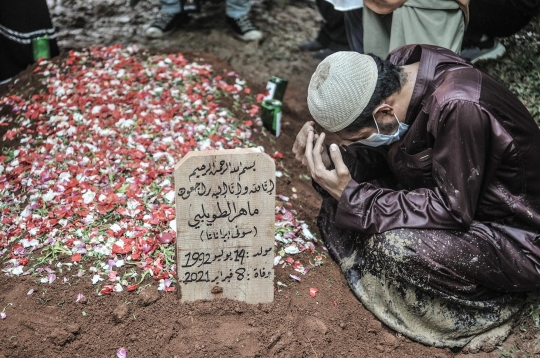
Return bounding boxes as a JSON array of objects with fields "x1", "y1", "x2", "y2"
[
  {"x1": 0, "y1": 0, "x2": 60, "y2": 83},
  {"x1": 315, "y1": 0, "x2": 349, "y2": 51},
  {"x1": 466, "y1": 0, "x2": 539, "y2": 39}
]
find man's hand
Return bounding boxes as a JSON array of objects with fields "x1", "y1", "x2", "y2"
[
  {"x1": 292, "y1": 121, "x2": 332, "y2": 168},
  {"x1": 305, "y1": 132, "x2": 351, "y2": 200},
  {"x1": 292, "y1": 121, "x2": 316, "y2": 165}
]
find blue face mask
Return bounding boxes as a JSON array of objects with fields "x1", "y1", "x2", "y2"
[{"x1": 358, "y1": 113, "x2": 409, "y2": 147}]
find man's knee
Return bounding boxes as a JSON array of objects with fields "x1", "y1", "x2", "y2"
[
  {"x1": 364, "y1": 229, "x2": 427, "y2": 280},
  {"x1": 369, "y1": 229, "x2": 421, "y2": 262}
]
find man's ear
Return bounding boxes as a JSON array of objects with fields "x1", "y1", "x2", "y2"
[{"x1": 372, "y1": 103, "x2": 394, "y2": 117}]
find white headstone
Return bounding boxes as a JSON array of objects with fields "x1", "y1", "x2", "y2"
[{"x1": 174, "y1": 149, "x2": 275, "y2": 303}]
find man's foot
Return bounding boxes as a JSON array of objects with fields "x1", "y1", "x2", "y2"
[
  {"x1": 461, "y1": 35, "x2": 506, "y2": 64},
  {"x1": 226, "y1": 14, "x2": 263, "y2": 41},
  {"x1": 299, "y1": 40, "x2": 325, "y2": 52},
  {"x1": 145, "y1": 12, "x2": 186, "y2": 38}
]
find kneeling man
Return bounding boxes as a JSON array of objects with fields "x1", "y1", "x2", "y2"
[{"x1": 293, "y1": 45, "x2": 540, "y2": 348}]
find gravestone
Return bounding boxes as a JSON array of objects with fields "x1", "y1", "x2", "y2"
[{"x1": 174, "y1": 148, "x2": 275, "y2": 304}]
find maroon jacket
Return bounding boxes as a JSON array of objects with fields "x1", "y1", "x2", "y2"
[{"x1": 333, "y1": 45, "x2": 540, "y2": 287}]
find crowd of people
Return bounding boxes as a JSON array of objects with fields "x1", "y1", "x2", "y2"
[{"x1": 301, "y1": 0, "x2": 540, "y2": 63}]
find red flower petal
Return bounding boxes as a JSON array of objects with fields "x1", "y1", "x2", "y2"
[{"x1": 71, "y1": 253, "x2": 82, "y2": 262}]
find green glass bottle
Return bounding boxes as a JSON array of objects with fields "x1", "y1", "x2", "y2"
[
  {"x1": 32, "y1": 35, "x2": 51, "y2": 61},
  {"x1": 261, "y1": 99, "x2": 282, "y2": 137}
]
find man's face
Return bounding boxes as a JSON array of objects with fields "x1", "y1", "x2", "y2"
[{"x1": 334, "y1": 109, "x2": 399, "y2": 143}]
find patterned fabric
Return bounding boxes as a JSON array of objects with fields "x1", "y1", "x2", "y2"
[
  {"x1": 0, "y1": 0, "x2": 60, "y2": 84},
  {"x1": 317, "y1": 193, "x2": 525, "y2": 348}
]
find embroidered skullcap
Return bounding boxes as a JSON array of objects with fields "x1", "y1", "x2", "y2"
[{"x1": 307, "y1": 52, "x2": 378, "y2": 132}]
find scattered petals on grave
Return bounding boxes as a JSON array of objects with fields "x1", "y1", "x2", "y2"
[{"x1": 0, "y1": 45, "x2": 323, "y2": 294}]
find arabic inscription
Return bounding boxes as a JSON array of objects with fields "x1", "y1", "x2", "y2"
[{"x1": 174, "y1": 149, "x2": 275, "y2": 304}]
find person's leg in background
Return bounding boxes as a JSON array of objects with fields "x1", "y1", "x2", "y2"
[
  {"x1": 0, "y1": 0, "x2": 60, "y2": 84},
  {"x1": 461, "y1": 0, "x2": 539, "y2": 63},
  {"x1": 146, "y1": 0, "x2": 262, "y2": 41},
  {"x1": 225, "y1": 0, "x2": 263, "y2": 41},
  {"x1": 361, "y1": 0, "x2": 464, "y2": 59},
  {"x1": 343, "y1": 7, "x2": 364, "y2": 54},
  {"x1": 389, "y1": 4, "x2": 464, "y2": 55},
  {"x1": 145, "y1": 0, "x2": 188, "y2": 38},
  {"x1": 300, "y1": 0, "x2": 349, "y2": 59}
]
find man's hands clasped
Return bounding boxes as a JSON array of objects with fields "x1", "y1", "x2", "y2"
[
  {"x1": 292, "y1": 121, "x2": 317, "y2": 166},
  {"x1": 292, "y1": 122, "x2": 351, "y2": 201}
]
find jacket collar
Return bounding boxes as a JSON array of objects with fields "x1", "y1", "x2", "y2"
[{"x1": 387, "y1": 45, "x2": 472, "y2": 125}]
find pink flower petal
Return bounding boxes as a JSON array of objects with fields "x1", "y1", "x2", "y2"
[
  {"x1": 47, "y1": 274, "x2": 56, "y2": 284},
  {"x1": 290, "y1": 274, "x2": 301, "y2": 282},
  {"x1": 117, "y1": 347, "x2": 127, "y2": 358}
]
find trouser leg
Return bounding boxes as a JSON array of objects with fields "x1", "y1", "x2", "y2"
[
  {"x1": 343, "y1": 7, "x2": 364, "y2": 54},
  {"x1": 226, "y1": 0, "x2": 250, "y2": 19},
  {"x1": 0, "y1": 0, "x2": 59, "y2": 82},
  {"x1": 466, "y1": 0, "x2": 533, "y2": 38},
  {"x1": 160, "y1": 0, "x2": 181, "y2": 14},
  {"x1": 315, "y1": 0, "x2": 349, "y2": 50}
]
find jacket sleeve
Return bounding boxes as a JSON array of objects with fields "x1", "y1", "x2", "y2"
[{"x1": 335, "y1": 100, "x2": 490, "y2": 234}]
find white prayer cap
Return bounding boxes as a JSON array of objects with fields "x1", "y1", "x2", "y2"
[{"x1": 307, "y1": 52, "x2": 378, "y2": 132}]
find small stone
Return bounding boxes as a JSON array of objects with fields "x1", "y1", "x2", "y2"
[
  {"x1": 49, "y1": 328, "x2": 74, "y2": 346},
  {"x1": 112, "y1": 304, "x2": 129, "y2": 323},
  {"x1": 305, "y1": 317, "x2": 328, "y2": 335},
  {"x1": 139, "y1": 288, "x2": 160, "y2": 306},
  {"x1": 66, "y1": 324, "x2": 81, "y2": 334},
  {"x1": 382, "y1": 332, "x2": 397, "y2": 346},
  {"x1": 367, "y1": 320, "x2": 382, "y2": 331},
  {"x1": 234, "y1": 306, "x2": 244, "y2": 314}
]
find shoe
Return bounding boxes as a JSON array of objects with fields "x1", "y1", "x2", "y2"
[
  {"x1": 461, "y1": 35, "x2": 506, "y2": 64},
  {"x1": 145, "y1": 12, "x2": 185, "y2": 38},
  {"x1": 299, "y1": 40, "x2": 325, "y2": 52},
  {"x1": 227, "y1": 14, "x2": 263, "y2": 41},
  {"x1": 312, "y1": 48, "x2": 336, "y2": 60}
]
